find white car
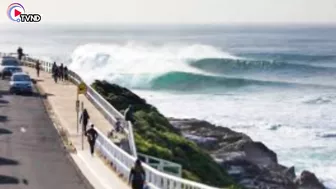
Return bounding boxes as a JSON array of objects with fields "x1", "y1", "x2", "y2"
[{"x1": 9, "y1": 72, "x2": 33, "y2": 95}]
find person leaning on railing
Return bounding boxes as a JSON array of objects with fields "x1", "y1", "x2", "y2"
[{"x1": 107, "y1": 118, "x2": 123, "y2": 138}]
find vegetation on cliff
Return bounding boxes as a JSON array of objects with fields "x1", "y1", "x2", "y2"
[{"x1": 91, "y1": 80, "x2": 239, "y2": 188}]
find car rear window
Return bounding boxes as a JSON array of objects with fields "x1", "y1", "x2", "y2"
[
  {"x1": 2, "y1": 59, "x2": 20, "y2": 66},
  {"x1": 13, "y1": 75, "x2": 30, "y2": 81},
  {"x1": 4, "y1": 67, "x2": 22, "y2": 72}
]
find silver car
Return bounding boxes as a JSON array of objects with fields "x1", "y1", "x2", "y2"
[{"x1": 9, "y1": 72, "x2": 33, "y2": 95}]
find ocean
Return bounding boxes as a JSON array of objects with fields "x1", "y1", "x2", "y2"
[{"x1": 1, "y1": 24, "x2": 336, "y2": 188}]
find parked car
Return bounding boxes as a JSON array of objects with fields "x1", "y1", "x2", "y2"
[
  {"x1": 1, "y1": 66, "x2": 23, "y2": 79},
  {"x1": 9, "y1": 72, "x2": 33, "y2": 95},
  {"x1": 0, "y1": 57, "x2": 21, "y2": 78}
]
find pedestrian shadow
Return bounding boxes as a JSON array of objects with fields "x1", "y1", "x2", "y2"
[
  {"x1": 0, "y1": 99, "x2": 9, "y2": 104},
  {"x1": 0, "y1": 157, "x2": 19, "y2": 166},
  {"x1": 0, "y1": 90, "x2": 10, "y2": 96},
  {"x1": 0, "y1": 116, "x2": 7, "y2": 122},
  {"x1": 0, "y1": 157, "x2": 21, "y2": 185},
  {"x1": 12, "y1": 92, "x2": 54, "y2": 98},
  {"x1": 0, "y1": 175, "x2": 20, "y2": 184},
  {"x1": 37, "y1": 92, "x2": 54, "y2": 99},
  {"x1": 31, "y1": 79, "x2": 44, "y2": 84},
  {"x1": 0, "y1": 128, "x2": 12, "y2": 134}
]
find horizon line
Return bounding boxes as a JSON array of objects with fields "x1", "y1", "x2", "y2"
[{"x1": 1, "y1": 20, "x2": 336, "y2": 26}]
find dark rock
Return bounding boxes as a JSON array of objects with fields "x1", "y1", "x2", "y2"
[
  {"x1": 169, "y1": 118, "x2": 326, "y2": 189},
  {"x1": 170, "y1": 118, "x2": 278, "y2": 166},
  {"x1": 284, "y1": 166, "x2": 296, "y2": 180},
  {"x1": 295, "y1": 171, "x2": 325, "y2": 189}
]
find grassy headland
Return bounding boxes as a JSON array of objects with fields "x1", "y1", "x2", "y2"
[{"x1": 91, "y1": 80, "x2": 240, "y2": 188}]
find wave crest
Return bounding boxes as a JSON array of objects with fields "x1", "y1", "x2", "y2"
[{"x1": 68, "y1": 43, "x2": 335, "y2": 91}]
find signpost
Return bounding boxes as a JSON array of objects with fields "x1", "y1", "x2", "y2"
[
  {"x1": 78, "y1": 83, "x2": 87, "y2": 95},
  {"x1": 76, "y1": 82, "x2": 87, "y2": 150}
]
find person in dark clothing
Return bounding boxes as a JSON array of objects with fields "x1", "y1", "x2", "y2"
[
  {"x1": 35, "y1": 61, "x2": 40, "y2": 77},
  {"x1": 59, "y1": 64, "x2": 64, "y2": 81},
  {"x1": 17, "y1": 47, "x2": 24, "y2": 60},
  {"x1": 129, "y1": 159, "x2": 146, "y2": 189},
  {"x1": 52, "y1": 62, "x2": 58, "y2": 83},
  {"x1": 85, "y1": 124, "x2": 98, "y2": 156},
  {"x1": 52, "y1": 62, "x2": 56, "y2": 74},
  {"x1": 79, "y1": 109, "x2": 90, "y2": 134},
  {"x1": 124, "y1": 105, "x2": 135, "y2": 124},
  {"x1": 53, "y1": 67, "x2": 58, "y2": 83},
  {"x1": 64, "y1": 66, "x2": 68, "y2": 81},
  {"x1": 108, "y1": 118, "x2": 122, "y2": 138}
]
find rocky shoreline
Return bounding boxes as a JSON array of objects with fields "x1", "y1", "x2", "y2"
[{"x1": 169, "y1": 118, "x2": 326, "y2": 189}]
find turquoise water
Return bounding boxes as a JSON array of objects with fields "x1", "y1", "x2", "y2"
[{"x1": 1, "y1": 24, "x2": 336, "y2": 188}]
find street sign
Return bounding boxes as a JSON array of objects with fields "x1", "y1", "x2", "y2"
[{"x1": 78, "y1": 82, "x2": 87, "y2": 94}]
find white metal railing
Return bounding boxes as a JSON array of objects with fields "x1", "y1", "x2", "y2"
[
  {"x1": 0, "y1": 53, "x2": 220, "y2": 189},
  {"x1": 138, "y1": 153, "x2": 182, "y2": 178},
  {"x1": 95, "y1": 128, "x2": 219, "y2": 189}
]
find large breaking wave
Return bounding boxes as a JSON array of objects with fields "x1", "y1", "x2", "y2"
[{"x1": 68, "y1": 43, "x2": 336, "y2": 91}]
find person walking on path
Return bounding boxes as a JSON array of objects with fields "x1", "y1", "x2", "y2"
[
  {"x1": 59, "y1": 64, "x2": 64, "y2": 81},
  {"x1": 35, "y1": 61, "x2": 40, "y2": 77},
  {"x1": 79, "y1": 109, "x2": 90, "y2": 134},
  {"x1": 129, "y1": 159, "x2": 146, "y2": 189},
  {"x1": 85, "y1": 124, "x2": 98, "y2": 156},
  {"x1": 52, "y1": 62, "x2": 58, "y2": 83},
  {"x1": 64, "y1": 66, "x2": 68, "y2": 81}
]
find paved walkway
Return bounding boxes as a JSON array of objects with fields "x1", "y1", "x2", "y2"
[{"x1": 23, "y1": 67, "x2": 130, "y2": 189}]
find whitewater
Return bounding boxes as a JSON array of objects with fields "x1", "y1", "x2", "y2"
[{"x1": 1, "y1": 24, "x2": 336, "y2": 188}]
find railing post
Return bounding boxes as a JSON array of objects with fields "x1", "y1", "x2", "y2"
[{"x1": 127, "y1": 121, "x2": 138, "y2": 157}]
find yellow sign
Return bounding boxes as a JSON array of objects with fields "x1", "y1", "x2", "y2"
[{"x1": 78, "y1": 82, "x2": 87, "y2": 94}]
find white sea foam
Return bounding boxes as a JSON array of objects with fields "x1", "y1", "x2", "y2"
[{"x1": 68, "y1": 42, "x2": 239, "y2": 84}]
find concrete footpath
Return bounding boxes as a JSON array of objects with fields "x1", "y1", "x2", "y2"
[{"x1": 23, "y1": 67, "x2": 130, "y2": 189}]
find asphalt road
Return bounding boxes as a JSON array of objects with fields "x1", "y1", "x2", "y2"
[{"x1": 0, "y1": 78, "x2": 92, "y2": 189}]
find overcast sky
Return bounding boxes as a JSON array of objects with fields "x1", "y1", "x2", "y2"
[{"x1": 1, "y1": 0, "x2": 336, "y2": 24}]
